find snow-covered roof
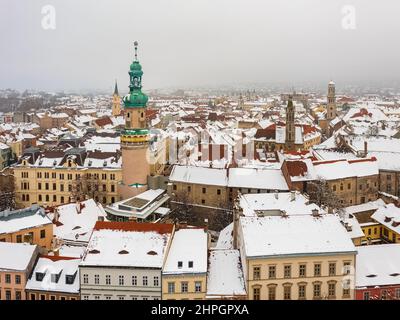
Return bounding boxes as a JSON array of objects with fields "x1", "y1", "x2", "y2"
[
  {"x1": 356, "y1": 244, "x2": 400, "y2": 288},
  {"x1": 206, "y1": 250, "x2": 246, "y2": 298},
  {"x1": 80, "y1": 222, "x2": 173, "y2": 268},
  {"x1": 240, "y1": 215, "x2": 356, "y2": 258},
  {"x1": 239, "y1": 191, "x2": 325, "y2": 217},
  {"x1": 25, "y1": 256, "x2": 80, "y2": 294},
  {"x1": 54, "y1": 199, "x2": 107, "y2": 244},
  {"x1": 0, "y1": 242, "x2": 38, "y2": 271},
  {"x1": 228, "y1": 168, "x2": 288, "y2": 191},
  {"x1": 313, "y1": 158, "x2": 378, "y2": 180},
  {"x1": 169, "y1": 165, "x2": 228, "y2": 186},
  {"x1": 215, "y1": 223, "x2": 233, "y2": 250},
  {"x1": 163, "y1": 228, "x2": 208, "y2": 275},
  {"x1": 0, "y1": 205, "x2": 52, "y2": 235},
  {"x1": 371, "y1": 203, "x2": 400, "y2": 235}
]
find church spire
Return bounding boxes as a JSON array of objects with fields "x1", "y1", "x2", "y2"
[{"x1": 114, "y1": 80, "x2": 119, "y2": 96}]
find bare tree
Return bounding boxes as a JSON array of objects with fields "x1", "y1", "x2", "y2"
[
  {"x1": 0, "y1": 173, "x2": 15, "y2": 211},
  {"x1": 307, "y1": 178, "x2": 344, "y2": 212},
  {"x1": 70, "y1": 173, "x2": 107, "y2": 204}
]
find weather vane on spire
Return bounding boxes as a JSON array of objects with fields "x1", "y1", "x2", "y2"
[{"x1": 134, "y1": 41, "x2": 138, "y2": 61}]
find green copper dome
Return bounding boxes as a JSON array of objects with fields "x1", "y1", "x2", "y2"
[
  {"x1": 124, "y1": 43, "x2": 148, "y2": 108},
  {"x1": 123, "y1": 90, "x2": 148, "y2": 107}
]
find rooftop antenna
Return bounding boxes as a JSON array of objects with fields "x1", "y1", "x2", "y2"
[{"x1": 134, "y1": 41, "x2": 138, "y2": 61}]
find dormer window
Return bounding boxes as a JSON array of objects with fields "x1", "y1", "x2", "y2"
[
  {"x1": 188, "y1": 261, "x2": 193, "y2": 268},
  {"x1": 177, "y1": 261, "x2": 183, "y2": 269},
  {"x1": 36, "y1": 272, "x2": 45, "y2": 282},
  {"x1": 68, "y1": 160, "x2": 72, "y2": 167},
  {"x1": 65, "y1": 274, "x2": 75, "y2": 285},
  {"x1": 51, "y1": 273, "x2": 60, "y2": 283}
]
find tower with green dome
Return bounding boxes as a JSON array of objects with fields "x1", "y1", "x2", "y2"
[{"x1": 119, "y1": 41, "x2": 151, "y2": 199}]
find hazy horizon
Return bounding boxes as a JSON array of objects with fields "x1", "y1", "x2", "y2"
[{"x1": 1, "y1": 0, "x2": 400, "y2": 93}]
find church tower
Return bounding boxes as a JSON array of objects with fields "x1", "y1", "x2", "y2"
[
  {"x1": 326, "y1": 80, "x2": 336, "y2": 121},
  {"x1": 119, "y1": 41, "x2": 150, "y2": 199},
  {"x1": 112, "y1": 80, "x2": 121, "y2": 116},
  {"x1": 285, "y1": 95, "x2": 296, "y2": 151}
]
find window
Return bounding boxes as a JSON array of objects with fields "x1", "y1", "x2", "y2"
[
  {"x1": 168, "y1": 282, "x2": 175, "y2": 294},
  {"x1": 60, "y1": 184, "x2": 64, "y2": 192},
  {"x1": 53, "y1": 183, "x2": 56, "y2": 190},
  {"x1": 38, "y1": 183, "x2": 42, "y2": 190},
  {"x1": 83, "y1": 274, "x2": 88, "y2": 284},
  {"x1": 188, "y1": 261, "x2": 193, "y2": 268},
  {"x1": 195, "y1": 281, "x2": 202, "y2": 293},
  {"x1": 299, "y1": 264, "x2": 306, "y2": 277},
  {"x1": 119, "y1": 275, "x2": 124, "y2": 286},
  {"x1": 314, "y1": 263, "x2": 321, "y2": 276},
  {"x1": 61, "y1": 196, "x2": 64, "y2": 204},
  {"x1": 363, "y1": 291, "x2": 370, "y2": 300},
  {"x1": 201, "y1": 199, "x2": 205, "y2": 204},
  {"x1": 381, "y1": 290, "x2": 388, "y2": 300},
  {"x1": 217, "y1": 189, "x2": 221, "y2": 195},
  {"x1": 45, "y1": 183, "x2": 49, "y2": 190},
  {"x1": 328, "y1": 282, "x2": 336, "y2": 298},
  {"x1": 40, "y1": 229, "x2": 46, "y2": 239},
  {"x1": 15, "y1": 275, "x2": 21, "y2": 284},
  {"x1": 332, "y1": 185, "x2": 336, "y2": 191},
  {"x1": 50, "y1": 295, "x2": 56, "y2": 300},
  {"x1": 94, "y1": 274, "x2": 99, "y2": 284},
  {"x1": 253, "y1": 266, "x2": 261, "y2": 280},
  {"x1": 105, "y1": 296, "x2": 112, "y2": 300},
  {"x1": 343, "y1": 279, "x2": 351, "y2": 297},
  {"x1": 104, "y1": 275, "x2": 110, "y2": 285},
  {"x1": 38, "y1": 194, "x2": 42, "y2": 201},
  {"x1": 283, "y1": 285, "x2": 291, "y2": 300},
  {"x1": 83, "y1": 295, "x2": 89, "y2": 300},
  {"x1": 284, "y1": 265, "x2": 291, "y2": 278},
  {"x1": 202, "y1": 187, "x2": 206, "y2": 194},
  {"x1": 253, "y1": 287, "x2": 260, "y2": 300},
  {"x1": 94, "y1": 295, "x2": 100, "y2": 300},
  {"x1": 16, "y1": 235, "x2": 22, "y2": 243},
  {"x1": 118, "y1": 296, "x2": 125, "y2": 300},
  {"x1": 329, "y1": 262, "x2": 336, "y2": 276},
  {"x1": 66, "y1": 275, "x2": 74, "y2": 284},
  {"x1": 313, "y1": 283, "x2": 321, "y2": 299},
  {"x1": 268, "y1": 286, "x2": 276, "y2": 300},
  {"x1": 131, "y1": 275, "x2": 137, "y2": 286},
  {"x1": 142, "y1": 276, "x2": 148, "y2": 286},
  {"x1": 268, "y1": 265, "x2": 276, "y2": 279},
  {"x1": 5, "y1": 274, "x2": 11, "y2": 284},
  {"x1": 348, "y1": 183, "x2": 351, "y2": 189},
  {"x1": 181, "y1": 282, "x2": 188, "y2": 293},
  {"x1": 5, "y1": 290, "x2": 11, "y2": 300},
  {"x1": 40, "y1": 294, "x2": 46, "y2": 300},
  {"x1": 153, "y1": 276, "x2": 159, "y2": 286},
  {"x1": 343, "y1": 262, "x2": 351, "y2": 275},
  {"x1": 173, "y1": 184, "x2": 177, "y2": 191},
  {"x1": 396, "y1": 288, "x2": 400, "y2": 299},
  {"x1": 53, "y1": 195, "x2": 57, "y2": 202},
  {"x1": 298, "y1": 284, "x2": 306, "y2": 299},
  {"x1": 15, "y1": 291, "x2": 21, "y2": 300}
]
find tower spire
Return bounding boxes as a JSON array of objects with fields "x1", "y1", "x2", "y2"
[
  {"x1": 134, "y1": 41, "x2": 138, "y2": 61},
  {"x1": 114, "y1": 79, "x2": 119, "y2": 96}
]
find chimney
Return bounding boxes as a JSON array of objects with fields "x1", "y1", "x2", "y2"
[
  {"x1": 204, "y1": 218, "x2": 208, "y2": 232},
  {"x1": 364, "y1": 141, "x2": 368, "y2": 157},
  {"x1": 274, "y1": 191, "x2": 279, "y2": 200},
  {"x1": 233, "y1": 195, "x2": 241, "y2": 250},
  {"x1": 312, "y1": 209, "x2": 320, "y2": 217},
  {"x1": 53, "y1": 207, "x2": 59, "y2": 223},
  {"x1": 290, "y1": 191, "x2": 296, "y2": 201},
  {"x1": 281, "y1": 210, "x2": 288, "y2": 218}
]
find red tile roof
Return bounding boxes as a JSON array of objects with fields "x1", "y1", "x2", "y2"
[{"x1": 93, "y1": 221, "x2": 174, "y2": 234}]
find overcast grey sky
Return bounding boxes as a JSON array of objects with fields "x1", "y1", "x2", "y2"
[{"x1": 1, "y1": 0, "x2": 400, "y2": 92}]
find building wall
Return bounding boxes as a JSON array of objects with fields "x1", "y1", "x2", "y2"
[
  {"x1": 26, "y1": 290, "x2": 79, "y2": 300},
  {"x1": 170, "y1": 181, "x2": 228, "y2": 209},
  {"x1": 356, "y1": 285, "x2": 400, "y2": 300},
  {"x1": 244, "y1": 254, "x2": 356, "y2": 300},
  {"x1": 14, "y1": 166, "x2": 121, "y2": 208},
  {"x1": 162, "y1": 274, "x2": 207, "y2": 300},
  {"x1": 79, "y1": 266, "x2": 162, "y2": 300},
  {"x1": 0, "y1": 223, "x2": 53, "y2": 250},
  {"x1": 0, "y1": 246, "x2": 38, "y2": 300}
]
